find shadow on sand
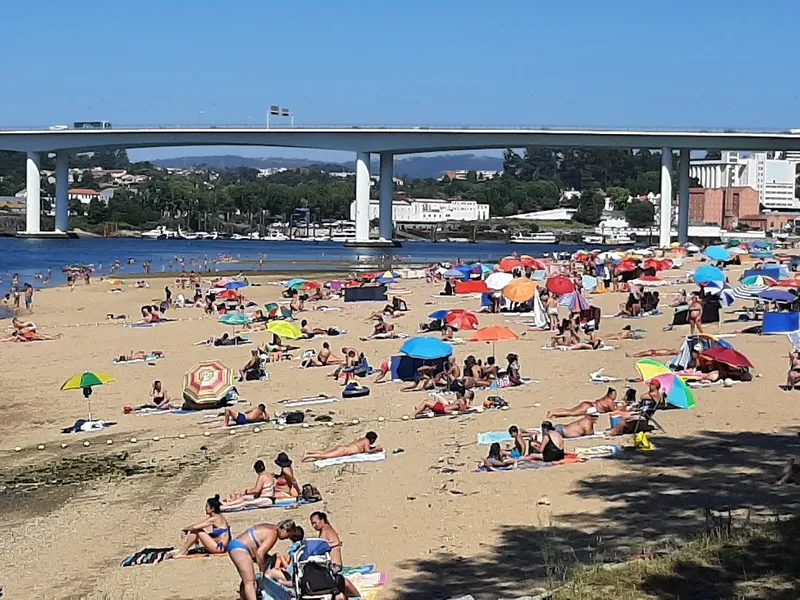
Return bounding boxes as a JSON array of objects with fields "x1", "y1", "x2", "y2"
[{"x1": 395, "y1": 430, "x2": 800, "y2": 600}]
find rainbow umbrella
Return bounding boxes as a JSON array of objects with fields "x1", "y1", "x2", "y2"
[
  {"x1": 183, "y1": 360, "x2": 234, "y2": 408},
  {"x1": 649, "y1": 373, "x2": 696, "y2": 409},
  {"x1": 740, "y1": 275, "x2": 778, "y2": 287},
  {"x1": 635, "y1": 358, "x2": 671, "y2": 382}
]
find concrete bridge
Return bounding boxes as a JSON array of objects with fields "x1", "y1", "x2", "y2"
[{"x1": 4, "y1": 125, "x2": 800, "y2": 246}]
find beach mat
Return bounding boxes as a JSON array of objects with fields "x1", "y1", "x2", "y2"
[
  {"x1": 120, "y1": 546, "x2": 216, "y2": 567},
  {"x1": 220, "y1": 497, "x2": 322, "y2": 513},
  {"x1": 475, "y1": 445, "x2": 622, "y2": 472},
  {"x1": 314, "y1": 451, "x2": 386, "y2": 469},
  {"x1": 279, "y1": 394, "x2": 339, "y2": 408},
  {"x1": 112, "y1": 353, "x2": 165, "y2": 365},
  {"x1": 477, "y1": 430, "x2": 607, "y2": 445}
]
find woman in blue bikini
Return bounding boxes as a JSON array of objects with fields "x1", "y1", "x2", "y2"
[
  {"x1": 169, "y1": 495, "x2": 230, "y2": 558},
  {"x1": 228, "y1": 520, "x2": 301, "y2": 600}
]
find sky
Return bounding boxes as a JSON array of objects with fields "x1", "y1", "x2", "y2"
[{"x1": 4, "y1": 0, "x2": 800, "y2": 162}]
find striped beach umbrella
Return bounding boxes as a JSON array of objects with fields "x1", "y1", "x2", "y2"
[
  {"x1": 183, "y1": 360, "x2": 234, "y2": 407},
  {"x1": 733, "y1": 284, "x2": 768, "y2": 300}
]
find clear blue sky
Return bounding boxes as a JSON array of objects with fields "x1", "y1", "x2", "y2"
[{"x1": 4, "y1": 0, "x2": 800, "y2": 161}]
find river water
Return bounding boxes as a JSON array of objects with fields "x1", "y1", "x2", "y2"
[{"x1": 0, "y1": 237, "x2": 595, "y2": 291}]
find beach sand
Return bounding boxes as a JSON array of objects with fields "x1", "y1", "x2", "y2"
[{"x1": 0, "y1": 262, "x2": 798, "y2": 599}]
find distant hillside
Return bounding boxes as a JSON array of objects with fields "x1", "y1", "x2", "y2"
[{"x1": 152, "y1": 153, "x2": 504, "y2": 179}]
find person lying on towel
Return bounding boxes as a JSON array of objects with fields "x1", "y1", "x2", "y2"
[
  {"x1": 414, "y1": 390, "x2": 475, "y2": 418},
  {"x1": 223, "y1": 404, "x2": 268, "y2": 427},
  {"x1": 548, "y1": 409, "x2": 602, "y2": 438},
  {"x1": 547, "y1": 387, "x2": 620, "y2": 418},
  {"x1": 301, "y1": 431, "x2": 382, "y2": 463}
]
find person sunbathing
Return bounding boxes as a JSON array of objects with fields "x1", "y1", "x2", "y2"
[
  {"x1": 603, "y1": 325, "x2": 643, "y2": 341},
  {"x1": 519, "y1": 421, "x2": 565, "y2": 462},
  {"x1": 626, "y1": 348, "x2": 679, "y2": 358},
  {"x1": 482, "y1": 442, "x2": 517, "y2": 470},
  {"x1": 118, "y1": 350, "x2": 148, "y2": 362},
  {"x1": 223, "y1": 404, "x2": 268, "y2": 427},
  {"x1": 414, "y1": 390, "x2": 474, "y2": 417},
  {"x1": 273, "y1": 453, "x2": 302, "y2": 499},
  {"x1": 1, "y1": 329, "x2": 61, "y2": 342},
  {"x1": 169, "y1": 495, "x2": 231, "y2": 558},
  {"x1": 300, "y1": 319, "x2": 327, "y2": 338},
  {"x1": 547, "y1": 388, "x2": 619, "y2": 418},
  {"x1": 223, "y1": 460, "x2": 277, "y2": 507},
  {"x1": 302, "y1": 342, "x2": 341, "y2": 367},
  {"x1": 360, "y1": 318, "x2": 396, "y2": 340},
  {"x1": 565, "y1": 333, "x2": 606, "y2": 351},
  {"x1": 301, "y1": 431, "x2": 382, "y2": 462},
  {"x1": 549, "y1": 409, "x2": 601, "y2": 438}
]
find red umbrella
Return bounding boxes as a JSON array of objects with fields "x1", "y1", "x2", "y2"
[
  {"x1": 216, "y1": 289, "x2": 240, "y2": 300},
  {"x1": 445, "y1": 311, "x2": 479, "y2": 330},
  {"x1": 519, "y1": 255, "x2": 544, "y2": 269},
  {"x1": 775, "y1": 279, "x2": 800, "y2": 288},
  {"x1": 616, "y1": 259, "x2": 640, "y2": 273},
  {"x1": 700, "y1": 347, "x2": 753, "y2": 369},
  {"x1": 499, "y1": 257, "x2": 524, "y2": 272},
  {"x1": 546, "y1": 276, "x2": 575, "y2": 295}
]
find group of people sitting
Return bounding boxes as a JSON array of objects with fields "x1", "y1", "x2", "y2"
[
  {"x1": 0, "y1": 316, "x2": 61, "y2": 342},
  {"x1": 400, "y1": 353, "x2": 522, "y2": 393}
]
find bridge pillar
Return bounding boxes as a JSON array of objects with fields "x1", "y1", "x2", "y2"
[
  {"x1": 354, "y1": 152, "x2": 371, "y2": 242},
  {"x1": 55, "y1": 153, "x2": 70, "y2": 232},
  {"x1": 678, "y1": 149, "x2": 690, "y2": 244},
  {"x1": 659, "y1": 148, "x2": 673, "y2": 247},
  {"x1": 25, "y1": 151, "x2": 41, "y2": 233},
  {"x1": 379, "y1": 152, "x2": 393, "y2": 240}
]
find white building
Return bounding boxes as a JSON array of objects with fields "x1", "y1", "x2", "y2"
[
  {"x1": 349, "y1": 197, "x2": 490, "y2": 223},
  {"x1": 690, "y1": 151, "x2": 800, "y2": 210},
  {"x1": 68, "y1": 188, "x2": 102, "y2": 205}
]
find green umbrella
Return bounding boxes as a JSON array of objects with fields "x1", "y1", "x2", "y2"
[{"x1": 219, "y1": 312, "x2": 250, "y2": 336}]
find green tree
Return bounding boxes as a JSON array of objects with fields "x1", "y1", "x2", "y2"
[
  {"x1": 573, "y1": 190, "x2": 604, "y2": 225},
  {"x1": 607, "y1": 186, "x2": 630, "y2": 211},
  {"x1": 624, "y1": 200, "x2": 655, "y2": 227}
]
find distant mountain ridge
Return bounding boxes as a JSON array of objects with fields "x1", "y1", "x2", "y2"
[{"x1": 152, "y1": 153, "x2": 504, "y2": 179}]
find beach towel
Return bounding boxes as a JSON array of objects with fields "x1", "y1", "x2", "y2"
[
  {"x1": 477, "y1": 431, "x2": 513, "y2": 445},
  {"x1": 61, "y1": 419, "x2": 116, "y2": 434},
  {"x1": 221, "y1": 497, "x2": 322, "y2": 513},
  {"x1": 120, "y1": 546, "x2": 216, "y2": 567},
  {"x1": 134, "y1": 407, "x2": 194, "y2": 416},
  {"x1": 488, "y1": 377, "x2": 537, "y2": 390},
  {"x1": 279, "y1": 394, "x2": 339, "y2": 408},
  {"x1": 788, "y1": 331, "x2": 800, "y2": 351},
  {"x1": 359, "y1": 332, "x2": 408, "y2": 341},
  {"x1": 475, "y1": 445, "x2": 622, "y2": 472},
  {"x1": 113, "y1": 352, "x2": 165, "y2": 365},
  {"x1": 541, "y1": 345, "x2": 614, "y2": 351},
  {"x1": 123, "y1": 322, "x2": 157, "y2": 328},
  {"x1": 314, "y1": 451, "x2": 386, "y2": 469}
]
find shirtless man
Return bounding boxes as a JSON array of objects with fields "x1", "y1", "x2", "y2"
[
  {"x1": 401, "y1": 363, "x2": 438, "y2": 391},
  {"x1": 360, "y1": 317, "x2": 396, "y2": 340},
  {"x1": 223, "y1": 460, "x2": 276, "y2": 506},
  {"x1": 414, "y1": 390, "x2": 475, "y2": 418},
  {"x1": 433, "y1": 359, "x2": 461, "y2": 387},
  {"x1": 303, "y1": 342, "x2": 341, "y2": 367},
  {"x1": 223, "y1": 404, "x2": 268, "y2": 427},
  {"x1": 302, "y1": 432, "x2": 383, "y2": 462},
  {"x1": 547, "y1": 388, "x2": 619, "y2": 418},
  {"x1": 551, "y1": 408, "x2": 601, "y2": 438},
  {"x1": 309, "y1": 512, "x2": 362, "y2": 598}
]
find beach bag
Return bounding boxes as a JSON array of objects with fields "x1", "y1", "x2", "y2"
[
  {"x1": 326, "y1": 327, "x2": 340, "y2": 336},
  {"x1": 483, "y1": 396, "x2": 508, "y2": 409},
  {"x1": 299, "y1": 561, "x2": 338, "y2": 596},
  {"x1": 286, "y1": 411, "x2": 305, "y2": 425},
  {"x1": 301, "y1": 484, "x2": 322, "y2": 502}
]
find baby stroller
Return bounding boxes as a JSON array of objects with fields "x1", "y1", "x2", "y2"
[{"x1": 291, "y1": 538, "x2": 343, "y2": 600}]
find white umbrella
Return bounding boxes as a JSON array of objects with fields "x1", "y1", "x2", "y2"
[
  {"x1": 485, "y1": 272, "x2": 514, "y2": 291},
  {"x1": 733, "y1": 284, "x2": 767, "y2": 300}
]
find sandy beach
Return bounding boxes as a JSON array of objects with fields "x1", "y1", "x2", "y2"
[{"x1": 1, "y1": 259, "x2": 798, "y2": 600}]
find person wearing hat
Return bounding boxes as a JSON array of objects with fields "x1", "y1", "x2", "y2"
[
  {"x1": 273, "y1": 453, "x2": 301, "y2": 499},
  {"x1": 639, "y1": 379, "x2": 664, "y2": 407}
]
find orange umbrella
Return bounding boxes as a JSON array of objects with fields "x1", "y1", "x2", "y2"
[
  {"x1": 445, "y1": 310, "x2": 479, "y2": 330},
  {"x1": 503, "y1": 278, "x2": 536, "y2": 302},
  {"x1": 470, "y1": 325, "x2": 520, "y2": 356}
]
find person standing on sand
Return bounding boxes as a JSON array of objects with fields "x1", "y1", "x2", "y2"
[{"x1": 227, "y1": 520, "x2": 300, "y2": 600}]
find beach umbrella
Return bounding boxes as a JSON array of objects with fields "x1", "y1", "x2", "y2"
[
  {"x1": 265, "y1": 302, "x2": 279, "y2": 312},
  {"x1": 455, "y1": 264, "x2": 474, "y2": 279},
  {"x1": 473, "y1": 264, "x2": 493, "y2": 275},
  {"x1": 291, "y1": 280, "x2": 320, "y2": 291},
  {"x1": 733, "y1": 284, "x2": 768, "y2": 300},
  {"x1": 376, "y1": 276, "x2": 396, "y2": 284},
  {"x1": 568, "y1": 291, "x2": 591, "y2": 312},
  {"x1": 629, "y1": 275, "x2": 670, "y2": 287},
  {"x1": 701, "y1": 347, "x2": 753, "y2": 369},
  {"x1": 693, "y1": 265, "x2": 724, "y2": 284},
  {"x1": 740, "y1": 275, "x2": 778, "y2": 287},
  {"x1": 223, "y1": 280, "x2": 248, "y2": 290},
  {"x1": 759, "y1": 288, "x2": 796, "y2": 303},
  {"x1": 428, "y1": 309, "x2": 450, "y2": 320},
  {"x1": 183, "y1": 360, "x2": 234, "y2": 407},
  {"x1": 503, "y1": 278, "x2": 536, "y2": 302},
  {"x1": 266, "y1": 321, "x2": 303, "y2": 339},
  {"x1": 685, "y1": 243, "x2": 700, "y2": 253},
  {"x1": 443, "y1": 268, "x2": 465, "y2": 279},
  {"x1": 546, "y1": 276, "x2": 575, "y2": 296},
  {"x1": 616, "y1": 258, "x2": 640, "y2": 273},
  {"x1": 649, "y1": 373, "x2": 696, "y2": 409},
  {"x1": 382, "y1": 270, "x2": 401, "y2": 279},
  {"x1": 285, "y1": 278, "x2": 306, "y2": 288},
  {"x1": 216, "y1": 289, "x2": 241, "y2": 300},
  {"x1": 469, "y1": 325, "x2": 519, "y2": 356},
  {"x1": 635, "y1": 358, "x2": 671, "y2": 382},
  {"x1": 219, "y1": 312, "x2": 250, "y2": 326},
  {"x1": 582, "y1": 275, "x2": 598, "y2": 291},
  {"x1": 775, "y1": 279, "x2": 800, "y2": 288},
  {"x1": 445, "y1": 310, "x2": 479, "y2": 330},
  {"x1": 520, "y1": 255, "x2": 544, "y2": 269},
  {"x1": 268, "y1": 305, "x2": 293, "y2": 320},
  {"x1": 498, "y1": 257, "x2": 524, "y2": 272},
  {"x1": 400, "y1": 337, "x2": 453, "y2": 360},
  {"x1": 704, "y1": 281, "x2": 736, "y2": 307},
  {"x1": 705, "y1": 246, "x2": 731, "y2": 262},
  {"x1": 485, "y1": 272, "x2": 514, "y2": 291},
  {"x1": 728, "y1": 247, "x2": 748, "y2": 255},
  {"x1": 61, "y1": 370, "x2": 115, "y2": 420}
]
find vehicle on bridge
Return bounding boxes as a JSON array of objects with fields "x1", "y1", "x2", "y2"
[{"x1": 73, "y1": 121, "x2": 112, "y2": 129}]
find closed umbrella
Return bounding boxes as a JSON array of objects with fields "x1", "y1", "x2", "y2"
[
  {"x1": 693, "y1": 265, "x2": 724, "y2": 284},
  {"x1": 546, "y1": 276, "x2": 575, "y2": 295},
  {"x1": 399, "y1": 337, "x2": 453, "y2": 360},
  {"x1": 266, "y1": 321, "x2": 303, "y2": 339},
  {"x1": 503, "y1": 278, "x2": 536, "y2": 302},
  {"x1": 445, "y1": 310, "x2": 479, "y2": 330},
  {"x1": 469, "y1": 325, "x2": 519, "y2": 357},
  {"x1": 183, "y1": 360, "x2": 234, "y2": 408},
  {"x1": 61, "y1": 371, "x2": 116, "y2": 421},
  {"x1": 701, "y1": 347, "x2": 754, "y2": 369},
  {"x1": 649, "y1": 373, "x2": 696, "y2": 409},
  {"x1": 705, "y1": 246, "x2": 731, "y2": 262},
  {"x1": 485, "y1": 272, "x2": 513, "y2": 291}
]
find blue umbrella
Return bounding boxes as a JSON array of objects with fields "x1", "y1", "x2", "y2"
[
  {"x1": 428, "y1": 310, "x2": 450, "y2": 320},
  {"x1": 285, "y1": 278, "x2": 306, "y2": 288},
  {"x1": 705, "y1": 246, "x2": 731, "y2": 262},
  {"x1": 399, "y1": 337, "x2": 453, "y2": 359},
  {"x1": 759, "y1": 289, "x2": 796, "y2": 303},
  {"x1": 377, "y1": 276, "x2": 396, "y2": 284},
  {"x1": 694, "y1": 265, "x2": 724, "y2": 284},
  {"x1": 224, "y1": 280, "x2": 248, "y2": 290},
  {"x1": 455, "y1": 264, "x2": 473, "y2": 280},
  {"x1": 443, "y1": 268, "x2": 463, "y2": 279}
]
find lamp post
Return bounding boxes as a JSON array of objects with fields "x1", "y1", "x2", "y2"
[{"x1": 266, "y1": 105, "x2": 295, "y2": 128}]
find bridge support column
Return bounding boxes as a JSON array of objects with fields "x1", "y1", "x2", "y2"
[
  {"x1": 379, "y1": 152, "x2": 393, "y2": 240},
  {"x1": 25, "y1": 151, "x2": 41, "y2": 233},
  {"x1": 354, "y1": 152, "x2": 371, "y2": 242},
  {"x1": 678, "y1": 149, "x2": 690, "y2": 244},
  {"x1": 55, "y1": 153, "x2": 69, "y2": 232},
  {"x1": 659, "y1": 148, "x2": 673, "y2": 248}
]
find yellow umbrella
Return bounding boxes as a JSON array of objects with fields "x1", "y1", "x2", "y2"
[
  {"x1": 635, "y1": 359, "x2": 671, "y2": 382},
  {"x1": 61, "y1": 371, "x2": 115, "y2": 421},
  {"x1": 266, "y1": 321, "x2": 303, "y2": 339}
]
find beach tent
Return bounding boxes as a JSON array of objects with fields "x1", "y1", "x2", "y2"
[{"x1": 668, "y1": 334, "x2": 733, "y2": 370}]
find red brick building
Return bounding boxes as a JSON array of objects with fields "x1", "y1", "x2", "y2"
[
  {"x1": 689, "y1": 187, "x2": 759, "y2": 228},
  {"x1": 738, "y1": 213, "x2": 800, "y2": 232}
]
